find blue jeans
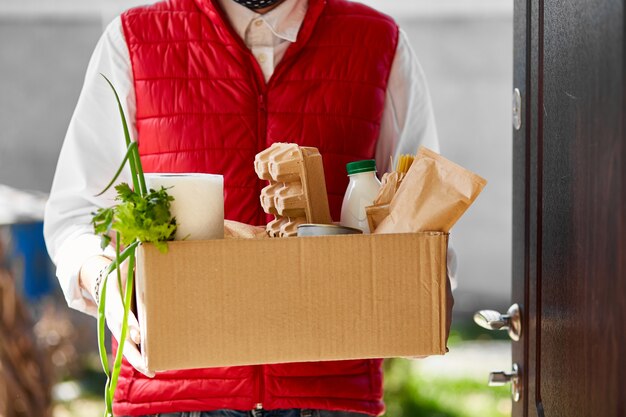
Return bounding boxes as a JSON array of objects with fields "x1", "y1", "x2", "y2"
[{"x1": 133, "y1": 410, "x2": 371, "y2": 417}]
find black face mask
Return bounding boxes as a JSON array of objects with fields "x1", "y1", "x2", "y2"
[{"x1": 232, "y1": 0, "x2": 282, "y2": 10}]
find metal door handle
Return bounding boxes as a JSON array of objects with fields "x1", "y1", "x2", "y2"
[
  {"x1": 489, "y1": 363, "x2": 522, "y2": 402},
  {"x1": 473, "y1": 303, "x2": 522, "y2": 341},
  {"x1": 474, "y1": 310, "x2": 510, "y2": 330}
]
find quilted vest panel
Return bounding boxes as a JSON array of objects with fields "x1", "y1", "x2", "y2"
[{"x1": 115, "y1": 0, "x2": 398, "y2": 415}]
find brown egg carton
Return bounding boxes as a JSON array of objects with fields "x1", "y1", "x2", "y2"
[{"x1": 255, "y1": 143, "x2": 332, "y2": 237}]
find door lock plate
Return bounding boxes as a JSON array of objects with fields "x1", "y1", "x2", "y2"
[{"x1": 489, "y1": 363, "x2": 522, "y2": 402}]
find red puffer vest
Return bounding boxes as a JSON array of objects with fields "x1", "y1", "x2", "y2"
[{"x1": 114, "y1": 0, "x2": 399, "y2": 415}]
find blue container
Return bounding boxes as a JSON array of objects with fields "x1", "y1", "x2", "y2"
[{"x1": 9, "y1": 221, "x2": 54, "y2": 301}]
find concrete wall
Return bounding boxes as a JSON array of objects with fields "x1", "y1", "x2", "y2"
[
  {"x1": 0, "y1": 0, "x2": 513, "y2": 314},
  {"x1": 405, "y1": 16, "x2": 514, "y2": 314},
  {"x1": 0, "y1": 18, "x2": 100, "y2": 192}
]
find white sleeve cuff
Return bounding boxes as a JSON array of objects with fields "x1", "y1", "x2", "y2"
[{"x1": 54, "y1": 233, "x2": 116, "y2": 318}]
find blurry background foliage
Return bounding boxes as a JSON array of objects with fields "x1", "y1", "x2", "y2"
[
  {"x1": 384, "y1": 359, "x2": 509, "y2": 417},
  {"x1": 383, "y1": 320, "x2": 511, "y2": 417}
]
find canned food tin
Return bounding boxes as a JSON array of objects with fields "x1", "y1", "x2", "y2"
[{"x1": 296, "y1": 224, "x2": 363, "y2": 237}]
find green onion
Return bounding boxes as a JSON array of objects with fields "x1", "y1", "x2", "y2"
[{"x1": 92, "y1": 74, "x2": 176, "y2": 417}]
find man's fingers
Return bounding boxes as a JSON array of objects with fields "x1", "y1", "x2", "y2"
[
  {"x1": 447, "y1": 245, "x2": 458, "y2": 291},
  {"x1": 91, "y1": 248, "x2": 148, "y2": 375},
  {"x1": 106, "y1": 320, "x2": 153, "y2": 377},
  {"x1": 445, "y1": 276, "x2": 454, "y2": 342},
  {"x1": 127, "y1": 312, "x2": 141, "y2": 344},
  {"x1": 106, "y1": 315, "x2": 123, "y2": 342},
  {"x1": 104, "y1": 295, "x2": 124, "y2": 341},
  {"x1": 101, "y1": 261, "x2": 146, "y2": 369},
  {"x1": 129, "y1": 328, "x2": 141, "y2": 345},
  {"x1": 104, "y1": 268, "x2": 141, "y2": 344},
  {"x1": 122, "y1": 340, "x2": 155, "y2": 378},
  {"x1": 106, "y1": 303, "x2": 142, "y2": 345}
]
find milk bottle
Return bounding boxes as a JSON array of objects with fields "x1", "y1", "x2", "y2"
[{"x1": 340, "y1": 160, "x2": 381, "y2": 233}]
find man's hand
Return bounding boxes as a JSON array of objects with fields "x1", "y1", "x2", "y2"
[
  {"x1": 80, "y1": 256, "x2": 155, "y2": 377},
  {"x1": 445, "y1": 274, "x2": 454, "y2": 344},
  {"x1": 102, "y1": 263, "x2": 155, "y2": 377},
  {"x1": 445, "y1": 245, "x2": 457, "y2": 343}
]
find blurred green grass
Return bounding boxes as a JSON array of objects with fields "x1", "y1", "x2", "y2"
[
  {"x1": 383, "y1": 358, "x2": 510, "y2": 417},
  {"x1": 383, "y1": 316, "x2": 511, "y2": 417}
]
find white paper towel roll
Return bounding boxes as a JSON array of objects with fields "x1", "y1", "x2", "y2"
[{"x1": 144, "y1": 173, "x2": 224, "y2": 240}]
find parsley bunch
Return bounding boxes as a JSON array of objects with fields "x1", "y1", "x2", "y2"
[{"x1": 92, "y1": 183, "x2": 176, "y2": 253}]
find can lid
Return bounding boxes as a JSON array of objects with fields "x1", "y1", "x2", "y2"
[
  {"x1": 346, "y1": 159, "x2": 376, "y2": 175},
  {"x1": 297, "y1": 223, "x2": 363, "y2": 236}
]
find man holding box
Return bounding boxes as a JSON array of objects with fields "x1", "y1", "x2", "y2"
[{"x1": 44, "y1": 0, "x2": 455, "y2": 416}]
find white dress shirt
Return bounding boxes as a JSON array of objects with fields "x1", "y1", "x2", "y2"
[{"x1": 44, "y1": 0, "x2": 442, "y2": 317}]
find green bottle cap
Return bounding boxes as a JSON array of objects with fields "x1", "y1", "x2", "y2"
[{"x1": 346, "y1": 159, "x2": 377, "y2": 175}]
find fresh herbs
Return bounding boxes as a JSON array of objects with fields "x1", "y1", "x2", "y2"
[
  {"x1": 92, "y1": 183, "x2": 176, "y2": 253},
  {"x1": 92, "y1": 74, "x2": 176, "y2": 417}
]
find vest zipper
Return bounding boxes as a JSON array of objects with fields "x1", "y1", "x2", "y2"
[
  {"x1": 254, "y1": 365, "x2": 264, "y2": 410},
  {"x1": 258, "y1": 93, "x2": 267, "y2": 142},
  {"x1": 257, "y1": 93, "x2": 268, "y2": 224}
]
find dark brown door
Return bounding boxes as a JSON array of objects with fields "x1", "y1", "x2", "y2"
[{"x1": 510, "y1": 0, "x2": 626, "y2": 416}]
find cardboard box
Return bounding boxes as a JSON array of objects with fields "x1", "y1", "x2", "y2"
[{"x1": 135, "y1": 232, "x2": 448, "y2": 372}]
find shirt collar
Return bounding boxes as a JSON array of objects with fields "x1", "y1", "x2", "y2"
[{"x1": 216, "y1": 0, "x2": 308, "y2": 43}]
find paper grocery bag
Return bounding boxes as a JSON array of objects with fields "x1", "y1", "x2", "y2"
[
  {"x1": 374, "y1": 147, "x2": 487, "y2": 233},
  {"x1": 365, "y1": 171, "x2": 406, "y2": 232},
  {"x1": 365, "y1": 203, "x2": 390, "y2": 234},
  {"x1": 224, "y1": 220, "x2": 269, "y2": 239},
  {"x1": 374, "y1": 171, "x2": 405, "y2": 205}
]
